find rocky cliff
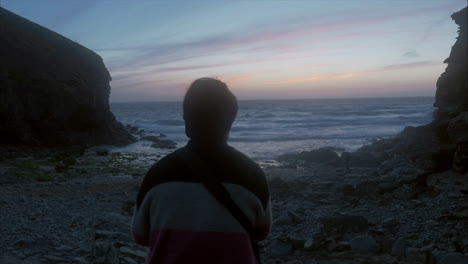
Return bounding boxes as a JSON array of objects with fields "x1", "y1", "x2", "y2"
[
  {"x1": 0, "y1": 8, "x2": 135, "y2": 147},
  {"x1": 434, "y1": 7, "x2": 468, "y2": 147},
  {"x1": 357, "y1": 7, "x2": 467, "y2": 174}
]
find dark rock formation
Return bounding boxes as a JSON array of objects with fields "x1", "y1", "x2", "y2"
[
  {"x1": 434, "y1": 7, "x2": 468, "y2": 114},
  {"x1": 0, "y1": 8, "x2": 136, "y2": 147},
  {"x1": 357, "y1": 7, "x2": 467, "y2": 173},
  {"x1": 433, "y1": 7, "x2": 468, "y2": 160},
  {"x1": 278, "y1": 147, "x2": 339, "y2": 164}
]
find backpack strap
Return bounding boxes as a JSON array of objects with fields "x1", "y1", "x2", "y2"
[{"x1": 176, "y1": 147, "x2": 262, "y2": 264}]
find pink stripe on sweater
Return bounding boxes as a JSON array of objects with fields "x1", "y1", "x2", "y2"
[{"x1": 147, "y1": 229, "x2": 257, "y2": 264}]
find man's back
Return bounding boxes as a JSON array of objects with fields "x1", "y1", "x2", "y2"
[{"x1": 132, "y1": 141, "x2": 272, "y2": 264}]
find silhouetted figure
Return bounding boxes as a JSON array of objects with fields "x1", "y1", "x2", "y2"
[{"x1": 132, "y1": 78, "x2": 272, "y2": 264}]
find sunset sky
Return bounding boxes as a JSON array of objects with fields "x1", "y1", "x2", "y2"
[{"x1": 4, "y1": 0, "x2": 467, "y2": 102}]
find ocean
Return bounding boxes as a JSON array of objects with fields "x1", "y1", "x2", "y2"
[{"x1": 111, "y1": 97, "x2": 434, "y2": 162}]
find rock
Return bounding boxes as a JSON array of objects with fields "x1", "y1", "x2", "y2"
[
  {"x1": 382, "y1": 218, "x2": 400, "y2": 228},
  {"x1": 125, "y1": 124, "x2": 140, "y2": 135},
  {"x1": 265, "y1": 239, "x2": 294, "y2": 257},
  {"x1": 93, "y1": 241, "x2": 119, "y2": 264},
  {"x1": 341, "y1": 151, "x2": 387, "y2": 167},
  {"x1": 392, "y1": 184, "x2": 418, "y2": 200},
  {"x1": 287, "y1": 236, "x2": 306, "y2": 250},
  {"x1": 453, "y1": 138, "x2": 468, "y2": 173},
  {"x1": 438, "y1": 252, "x2": 467, "y2": 264},
  {"x1": 278, "y1": 147, "x2": 339, "y2": 164},
  {"x1": 0, "y1": 256, "x2": 24, "y2": 264},
  {"x1": 350, "y1": 235, "x2": 379, "y2": 254},
  {"x1": 73, "y1": 257, "x2": 88, "y2": 264},
  {"x1": 406, "y1": 247, "x2": 425, "y2": 261},
  {"x1": 94, "y1": 212, "x2": 131, "y2": 231},
  {"x1": 140, "y1": 136, "x2": 159, "y2": 142},
  {"x1": 391, "y1": 238, "x2": 407, "y2": 257},
  {"x1": 150, "y1": 139, "x2": 177, "y2": 149},
  {"x1": 376, "y1": 181, "x2": 400, "y2": 193},
  {"x1": 95, "y1": 230, "x2": 126, "y2": 240},
  {"x1": 13, "y1": 238, "x2": 36, "y2": 248},
  {"x1": 287, "y1": 211, "x2": 304, "y2": 223},
  {"x1": 303, "y1": 238, "x2": 319, "y2": 251},
  {"x1": 140, "y1": 135, "x2": 177, "y2": 149},
  {"x1": 432, "y1": 249, "x2": 450, "y2": 262},
  {"x1": 434, "y1": 7, "x2": 467, "y2": 112},
  {"x1": 336, "y1": 241, "x2": 351, "y2": 251},
  {"x1": 0, "y1": 8, "x2": 136, "y2": 147},
  {"x1": 62, "y1": 156, "x2": 76, "y2": 166},
  {"x1": 320, "y1": 214, "x2": 368, "y2": 234},
  {"x1": 122, "y1": 257, "x2": 138, "y2": 264},
  {"x1": 55, "y1": 245, "x2": 74, "y2": 251},
  {"x1": 55, "y1": 162, "x2": 68, "y2": 172},
  {"x1": 95, "y1": 148, "x2": 110, "y2": 156},
  {"x1": 447, "y1": 112, "x2": 468, "y2": 142},
  {"x1": 268, "y1": 177, "x2": 290, "y2": 189},
  {"x1": 119, "y1": 246, "x2": 147, "y2": 258},
  {"x1": 43, "y1": 255, "x2": 67, "y2": 263}
]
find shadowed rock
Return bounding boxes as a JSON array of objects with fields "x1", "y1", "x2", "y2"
[
  {"x1": 0, "y1": 7, "x2": 136, "y2": 147},
  {"x1": 356, "y1": 7, "x2": 467, "y2": 174}
]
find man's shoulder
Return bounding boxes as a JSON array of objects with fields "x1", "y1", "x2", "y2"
[
  {"x1": 224, "y1": 146, "x2": 264, "y2": 174},
  {"x1": 145, "y1": 148, "x2": 186, "y2": 176}
]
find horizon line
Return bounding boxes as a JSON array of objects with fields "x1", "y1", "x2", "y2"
[{"x1": 110, "y1": 95, "x2": 435, "y2": 104}]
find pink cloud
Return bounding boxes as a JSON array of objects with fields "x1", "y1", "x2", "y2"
[{"x1": 265, "y1": 61, "x2": 440, "y2": 85}]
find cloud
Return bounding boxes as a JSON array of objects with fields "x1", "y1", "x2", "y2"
[
  {"x1": 401, "y1": 51, "x2": 420, "y2": 59},
  {"x1": 379, "y1": 60, "x2": 437, "y2": 70},
  {"x1": 265, "y1": 61, "x2": 439, "y2": 85},
  {"x1": 99, "y1": 3, "x2": 459, "y2": 73}
]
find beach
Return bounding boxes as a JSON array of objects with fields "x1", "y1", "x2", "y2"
[{"x1": 1, "y1": 139, "x2": 466, "y2": 263}]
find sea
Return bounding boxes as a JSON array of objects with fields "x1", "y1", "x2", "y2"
[{"x1": 111, "y1": 97, "x2": 434, "y2": 162}]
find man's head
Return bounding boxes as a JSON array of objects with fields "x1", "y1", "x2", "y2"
[{"x1": 183, "y1": 78, "x2": 238, "y2": 143}]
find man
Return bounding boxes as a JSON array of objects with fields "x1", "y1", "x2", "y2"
[{"x1": 132, "y1": 78, "x2": 272, "y2": 264}]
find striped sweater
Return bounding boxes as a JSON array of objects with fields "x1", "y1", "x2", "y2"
[{"x1": 132, "y1": 141, "x2": 272, "y2": 264}]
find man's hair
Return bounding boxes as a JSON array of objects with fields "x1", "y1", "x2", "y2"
[{"x1": 183, "y1": 78, "x2": 238, "y2": 141}]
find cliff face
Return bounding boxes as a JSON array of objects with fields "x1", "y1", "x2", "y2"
[
  {"x1": 0, "y1": 8, "x2": 135, "y2": 147},
  {"x1": 434, "y1": 7, "x2": 468, "y2": 145},
  {"x1": 435, "y1": 7, "x2": 468, "y2": 112},
  {"x1": 357, "y1": 7, "x2": 467, "y2": 173}
]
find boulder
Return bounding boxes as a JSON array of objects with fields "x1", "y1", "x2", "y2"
[
  {"x1": 391, "y1": 238, "x2": 407, "y2": 257},
  {"x1": 340, "y1": 151, "x2": 387, "y2": 168},
  {"x1": 141, "y1": 135, "x2": 177, "y2": 149},
  {"x1": 150, "y1": 139, "x2": 177, "y2": 149},
  {"x1": 0, "y1": 7, "x2": 136, "y2": 147},
  {"x1": 265, "y1": 239, "x2": 294, "y2": 257},
  {"x1": 320, "y1": 214, "x2": 368, "y2": 234},
  {"x1": 93, "y1": 241, "x2": 119, "y2": 264},
  {"x1": 350, "y1": 235, "x2": 379, "y2": 254},
  {"x1": 278, "y1": 147, "x2": 339, "y2": 164},
  {"x1": 438, "y1": 252, "x2": 467, "y2": 264}
]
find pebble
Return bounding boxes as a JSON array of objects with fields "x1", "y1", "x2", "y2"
[{"x1": 303, "y1": 238, "x2": 318, "y2": 251}]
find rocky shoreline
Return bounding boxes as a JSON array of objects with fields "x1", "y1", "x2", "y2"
[
  {"x1": 1, "y1": 5, "x2": 466, "y2": 264},
  {"x1": 1, "y1": 143, "x2": 466, "y2": 264}
]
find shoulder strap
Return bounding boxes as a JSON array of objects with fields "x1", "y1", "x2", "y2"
[{"x1": 176, "y1": 148, "x2": 262, "y2": 264}]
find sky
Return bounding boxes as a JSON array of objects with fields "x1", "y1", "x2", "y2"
[{"x1": 3, "y1": 0, "x2": 467, "y2": 102}]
